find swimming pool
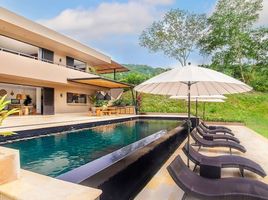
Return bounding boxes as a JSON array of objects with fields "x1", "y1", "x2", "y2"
[{"x1": 2, "y1": 119, "x2": 181, "y2": 177}]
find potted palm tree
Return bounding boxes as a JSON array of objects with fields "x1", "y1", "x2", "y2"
[{"x1": 89, "y1": 94, "x2": 97, "y2": 115}]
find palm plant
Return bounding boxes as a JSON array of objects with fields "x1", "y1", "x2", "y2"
[
  {"x1": 0, "y1": 95, "x2": 20, "y2": 126},
  {"x1": 89, "y1": 94, "x2": 97, "y2": 106}
]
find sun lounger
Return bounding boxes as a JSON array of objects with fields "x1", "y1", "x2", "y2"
[
  {"x1": 199, "y1": 122, "x2": 235, "y2": 136},
  {"x1": 190, "y1": 129, "x2": 246, "y2": 153},
  {"x1": 201, "y1": 121, "x2": 232, "y2": 131},
  {"x1": 183, "y1": 143, "x2": 266, "y2": 177},
  {"x1": 197, "y1": 126, "x2": 240, "y2": 143},
  {"x1": 167, "y1": 155, "x2": 268, "y2": 200}
]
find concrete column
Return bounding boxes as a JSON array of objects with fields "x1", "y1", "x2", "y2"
[{"x1": 36, "y1": 87, "x2": 42, "y2": 114}]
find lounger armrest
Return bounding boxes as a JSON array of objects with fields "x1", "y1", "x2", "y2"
[
  {"x1": 200, "y1": 159, "x2": 221, "y2": 179},
  {"x1": 203, "y1": 135, "x2": 213, "y2": 141}
]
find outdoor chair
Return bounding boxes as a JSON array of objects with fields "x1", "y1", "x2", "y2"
[
  {"x1": 167, "y1": 155, "x2": 268, "y2": 200},
  {"x1": 182, "y1": 143, "x2": 266, "y2": 178},
  {"x1": 199, "y1": 123, "x2": 235, "y2": 136},
  {"x1": 190, "y1": 129, "x2": 246, "y2": 153},
  {"x1": 201, "y1": 121, "x2": 232, "y2": 132},
  {"x1": 196, "y1": 126, "x2": 240, "y2": 143}
]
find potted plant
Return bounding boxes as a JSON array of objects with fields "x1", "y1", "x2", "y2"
[
  {"x1": 95, "y1": 100, "x2": 109, "y2": 107},
  {"x1": 89, "y1": 94, "x2": 97, "y2": 114}
]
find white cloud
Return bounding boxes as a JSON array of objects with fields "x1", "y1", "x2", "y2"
[
  {"x1": 257, "y1": 0, "x2": 268, "y2": 26},
  {"x1": 135, "y1": 0, "x2": 174, "y2": 6},
  {"x1": 37, "y1": 1, "x2": 170, "y2": 41}
]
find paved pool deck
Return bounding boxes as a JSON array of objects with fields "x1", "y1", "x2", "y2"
[
  {"x1": 135, "y1": 125, "x2": 268, "y2": 200},
  {"x1": 0, "y1": 113, "x2": 137, "y2": 132},
  {"x1": 0, "y1": 113, "x2": 188, "y2": 133}
]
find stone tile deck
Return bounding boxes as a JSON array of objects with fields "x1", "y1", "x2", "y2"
[
  {"x1": 0, "y1": 113, "x2": 136, "y2": 132},
  {"x1": 0, "y1": 146, "x2": 101, "y2": 200},
  {"x1": 135, "y1": 125, "x2": 268, "y2": 200},
  {"x1": 0, "y1": 169, "x2": 102, "y2": 200},
  {"x1": 0, "y1": 113, "x2": 188, "y2": 133}
]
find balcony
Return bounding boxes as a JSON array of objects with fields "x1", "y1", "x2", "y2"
[{"x1": 0, "y1": 47, "x2": 98, "y2": 85}]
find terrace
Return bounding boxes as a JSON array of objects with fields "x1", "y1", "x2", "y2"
[{"x1": 0, "y1": 112, "x2": 137, "y2": 133}]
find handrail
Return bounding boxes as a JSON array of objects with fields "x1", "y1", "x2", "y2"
[{"x1": 0, "y1": 46, "x2": 89, "y2": 74}]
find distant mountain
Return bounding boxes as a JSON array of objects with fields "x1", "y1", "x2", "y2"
[
  {"x1": 123, "y1": 64, "x2": 169, "y2": 76},
  {"x1": 102, "y1": 64, "x2": 170, "y2": 85}
]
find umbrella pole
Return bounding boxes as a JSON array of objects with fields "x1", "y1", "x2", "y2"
[{"x1": 187, "y1": 82, "x2": 191, "y2": 168}]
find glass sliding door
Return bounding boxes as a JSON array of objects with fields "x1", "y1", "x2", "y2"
[{"x1": 42, "y1": 87, "x2": 54, "y2": 115}]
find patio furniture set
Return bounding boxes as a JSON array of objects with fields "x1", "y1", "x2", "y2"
[{"x1": 89, "y1": 106, "x2": 135, "y2": 116}]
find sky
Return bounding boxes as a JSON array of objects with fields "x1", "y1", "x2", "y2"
[{"x1": 1, "y1": 0, "x2": 267, "y2": 68}]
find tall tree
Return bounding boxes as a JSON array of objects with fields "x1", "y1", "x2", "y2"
[
  {"x1": 199, "y1": 0, "x2": 264, "y2": 82},
  {"x1": 139, "y1": 9, "x2": 207, "y2": 66},
  {"x1": 246, "y1": 27, "x2": 268, "y2": 91}
]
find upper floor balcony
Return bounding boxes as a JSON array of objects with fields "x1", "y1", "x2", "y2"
[
  {"x1": 0, "y1": 35, "x2": 128, "y2": 82},
  {"x1": 0, "y1": 47, "x2": 99, "y2": 85}
]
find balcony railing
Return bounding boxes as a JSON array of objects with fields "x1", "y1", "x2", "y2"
[{"x1": 0, "y1": 47, "x2": 90, "y2": 74}]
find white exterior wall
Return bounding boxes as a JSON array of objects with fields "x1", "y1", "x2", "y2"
[{"x1": 54, "y1": 85, "x2": 95, "y2": 114}]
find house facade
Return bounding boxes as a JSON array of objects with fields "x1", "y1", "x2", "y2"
[{"x1": 0, "y1": 7, "x2": 130, "y2": 115}]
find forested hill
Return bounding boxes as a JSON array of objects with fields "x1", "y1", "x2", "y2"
[
  {"x1": 123, "y1": 64, "x2": 169, "y2": 76},
  {"x1": 103, "y1": 64, "x2": 169, "y2": 85}
]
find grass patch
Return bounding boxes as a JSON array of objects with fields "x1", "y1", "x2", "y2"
[{"x1": 122, "y1": 91, "x2": 268, "y2": 138}]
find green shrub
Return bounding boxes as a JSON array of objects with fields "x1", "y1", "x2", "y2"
[{"x1": 95, "y1": 100, "x2": 109, "y2": 107}]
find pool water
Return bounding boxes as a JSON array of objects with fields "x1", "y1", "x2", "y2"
[{"x1": 2, "y1": 119, "x2": 181, "y2": 177}]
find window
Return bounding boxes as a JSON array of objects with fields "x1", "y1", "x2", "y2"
[
  {"x1": 41, "y1": 48, "x2": 54, "y2": 63},
  {"x1": 66, "y1": 56, "x2": 74, "y2": 67},
  {"x1": 67, "y1": 93, "x2": 87, "y2": 104},
  {"x1": 66, "y1": 56, "x2": 86, "y2": 71}
]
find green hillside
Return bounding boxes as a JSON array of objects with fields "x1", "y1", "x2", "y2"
[{"x1": 122, "y1": 90, "x2": 268, "y2": 138}]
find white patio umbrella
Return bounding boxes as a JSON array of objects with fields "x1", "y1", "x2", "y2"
[
  {"x1": 170, "y1": 95, "x2": 227, "y2": 100},
  {"x1": 135, "y1": 65, "x2": 252, "y2": 167}
]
